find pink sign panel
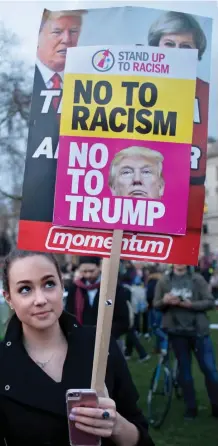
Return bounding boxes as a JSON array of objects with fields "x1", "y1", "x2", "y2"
[{"x1": 53, "y1": 136, "x2": 191, "y2": 235}]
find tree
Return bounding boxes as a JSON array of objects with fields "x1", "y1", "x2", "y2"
[
  {"x1": 0, "y1": 22, "x2": 33, "y2": 240},
  {"x1": 208, "y1": 136, "x2": 216, "y2": 144}
]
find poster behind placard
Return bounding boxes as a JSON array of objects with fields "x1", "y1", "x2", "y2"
[{"x1": 18, "y1": 5, "x2": 212, "y2": 264}]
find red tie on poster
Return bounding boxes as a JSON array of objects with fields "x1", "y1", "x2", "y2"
[{"x1": 50, "y1": 73, "x2": 62, "y2": 110}]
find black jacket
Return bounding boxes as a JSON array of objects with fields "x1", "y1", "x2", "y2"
[
  {"x1": 146, "y1": 274, "x2": 162, "y2": 309},
  {"x1": 65, "y1": 282, "x2": 130, "y2": 339},
  {"x1": 20, "y1": 66, "x2": 61, "y2": 222},
  {"x1": 0, "y1": 312, "x2": 154, "y2": 446}
]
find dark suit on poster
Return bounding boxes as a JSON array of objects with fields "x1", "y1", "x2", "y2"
[{"x1": 20, "y1": 66, "x2": 61, "y2": 222}]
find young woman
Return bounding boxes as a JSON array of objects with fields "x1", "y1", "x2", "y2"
[{"x1": 0, "y1": 249, "x2": 154, "y2": 446}]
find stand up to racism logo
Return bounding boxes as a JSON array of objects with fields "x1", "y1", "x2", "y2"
[{"x1": 92, "y1": 49, "x2": 115, "y2": 72}]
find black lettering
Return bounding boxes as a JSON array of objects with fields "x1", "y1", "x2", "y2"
[
  {"x1": 119, "y1": 51, "x2": 124, "y2": 60},
  {"x1": 122, "y1": 81, "x2": 139, "y2": 106},
  {"x1": 129, "y1": 52, "x2": 135, "y2": 61},
  {"x1": 89, "y1": 107, "x2": 108, "y2": 131},
  {"x1": 135, "y1": 110, "x2": 152, "y2": 134},
  {"x1": 72, "y1": 106, "x2": 89, "y2": 130},
  {"x1": 73, "y1": 80, "x2": 92, "y2": 104},
  {"x1": 136, "y1": 52, "x2": 143, "y2": 61},
  {"x1": 127, "y1": 108, "x2": 135, "y2": 133},
  {"x1": 109, "y1": 107, "x2": 126, "y2": 132},
  {"x1": 139, "y1": 83, "x2": 157, "y2": 107},
  {"x1": 153, "y1": 111, "x2": 177, "y2": 136},
  {"x1": 93, "y1": 81, "x2": 112, "y2": 105}
]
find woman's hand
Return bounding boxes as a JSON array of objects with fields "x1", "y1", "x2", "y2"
[{"x1": 69, "y1": 397, "x2": 117, "y2": 438}]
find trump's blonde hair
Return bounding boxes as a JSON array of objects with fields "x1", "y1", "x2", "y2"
[
  {"x1": 40, "y1": 9, "x2": 87, "y2": 32},
  {"x1": 109, "y1": 146, "x2": 164, "y2": 187}
]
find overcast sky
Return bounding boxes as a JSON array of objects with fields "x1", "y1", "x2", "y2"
[{"x1": 0, "y1": 0, "x2": 217, "y2": 137}]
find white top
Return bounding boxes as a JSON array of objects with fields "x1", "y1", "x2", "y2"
[
  {"x1": 86, "y1": 280, "x2": 100, "y2": 306},
  {"x1": 36, "y1": 57, "x2": 64, "y2": 88}
]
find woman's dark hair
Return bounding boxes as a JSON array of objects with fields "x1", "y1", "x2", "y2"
[
  {"x1": 3, "y1": 249, "x2": 62, "y2": 293},
  {"x1": 78, "y1": 256, "x2": 101, "y2": 266}
]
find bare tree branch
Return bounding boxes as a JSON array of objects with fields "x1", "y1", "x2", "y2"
[
  {"x1": 0, "y1": 21, "x2": 34, "y2": 241},
  {"x1": 0, "y1": 188, "x2": 22, "y2": 201}
]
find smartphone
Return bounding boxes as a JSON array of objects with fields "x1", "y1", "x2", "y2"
[{"x1": 66, "y1": 389, "x2": 101, "y2": 446}]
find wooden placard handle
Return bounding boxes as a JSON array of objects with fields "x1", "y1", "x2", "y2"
[{"x1": 91, "y1": 229, "x2": 123, "y2": 395}]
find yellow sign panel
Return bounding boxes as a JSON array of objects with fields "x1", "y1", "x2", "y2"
[{"x1": 61, "y1": 73, "x2": 196, "y2": 143}]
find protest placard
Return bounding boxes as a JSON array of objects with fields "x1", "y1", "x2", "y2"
[
  {"x1": 53, "y1": 45, "x2": 197, "y2": 235},
  {"x1": 52, "y1": 44, "x2": 198, "y2": 394},
  {"x1": 18, "y1": 6, "x2": 212, "y2": 264}
]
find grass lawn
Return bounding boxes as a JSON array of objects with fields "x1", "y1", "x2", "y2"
[{"x1": 128, "y1": 310, "x2": 218, "y2": 446}]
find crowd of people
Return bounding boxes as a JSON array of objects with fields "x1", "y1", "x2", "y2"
[
  {"x1": 61, "y1": 256, "x2": 218, "y2": 420},
  {"x1": 0, "y1": 252, "x2": 218, "y2": 445}
]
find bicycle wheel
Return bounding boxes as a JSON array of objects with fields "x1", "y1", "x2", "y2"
[{"x1": 147, "y1": 359, "x2": 173, "y2": 428}]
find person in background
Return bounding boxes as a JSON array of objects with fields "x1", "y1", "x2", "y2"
[
  {"x1": 147, "y1": 265, "x2": 167, "y2": 353},
  {"x1": 141, "y1": 265, "x2": 151, "y2": 338},
  {"x1": 124, "y1": 263, "x2": 149, "y2": 338},
  {"x1": 146, "y1": 265, "x2": 162, "y2": 317},
  {"x1": 0, "y1": 234, "x2": 11, "y2": 258},
  {"x1": 61, "y1": 263, "x2": 76, "y2": 310},
  {"x1": 0, "y1": 279, "x2": 13, "y2": 340},
  {"x1": 199, "y1": 258, "x2": 213, "y2": 283},
  {"x1": 0, "y1": 228, "x2": 13, "y2": 338},
  {"x1": 209, "y1": 268, "x2": 218, "y2": 300},
  {"x1": 0, "y1": 249, "x2": 154, "y2": 446},
  {"x1": 121, "y1": 274, "x2": 150, "y2": 363},
  {"x1": 65, "y1": 257, "x2": 129, "y2": 340},
  {"x1": 133, "y1": 264, "x2": 150, "y2": 339},
  {"x1": 119, "y1": 262, "x2": 138, "y2": 325},
  {"x1": 61, "y1": 262, "x2": 75, "y2": 285},
  {"x1": 154, "y1": 264, "x2": 218, "y2": 420}
]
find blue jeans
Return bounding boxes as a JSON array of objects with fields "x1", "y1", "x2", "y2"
[{"x1": 170, "y1": 335, "x2": 218, "y2": 410}]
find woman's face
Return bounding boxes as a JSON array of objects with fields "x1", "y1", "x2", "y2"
[
  {"x1": 4, "y1": 255, "x2": 63, "y2": 331},
  {"x1": 159, "y1": 32, "x2": 196, "y2": 50}
]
